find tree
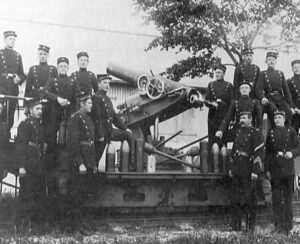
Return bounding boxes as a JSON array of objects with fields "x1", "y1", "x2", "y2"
[{"x1": 134, "y1": 0, "x2": 300, "y2": 81}]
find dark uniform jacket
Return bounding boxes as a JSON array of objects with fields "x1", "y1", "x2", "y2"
[
  {"x1": 67, "y1": 111, "x2": 96, "y2": 169},
  {"x1": 233, "y1": 63, "x2": 260, "y2": 98},
  {"x1": 25, "y1": 62, "x2": 58, "y2": 98},
  {"x1": 287, "y1": 75, "x2": 300, "y2": 108},
  {"x1": 255, "y1": 68, "x2": 293, "y2": 105},
  {"x1": 266, "y1": 126, "x2": 300, "y2": 177},
  {"x1": 70, "y1": 68, "x2": 97, "y2": 94},
  {"x1": 15, "y1": 117, "x2": 44, "y2": 173},
  {"x1": 44, "y1": 74, "x2": 80, "y2": 108},
  {"x1": 231, "y1": 125, "x2": 265, "y2": 177},
  {"x1": 219, "y1": 96, "x2": 262, "y2": 132},
  {"x1": 205, "y1": 79, "x2": 234, "y2": 120},
  {"x1": 0, "y1": 47, "x2": 25, "y2": 95},
  {"x1": 91, "y1": 90, "x2": 127, "y2": 141}
]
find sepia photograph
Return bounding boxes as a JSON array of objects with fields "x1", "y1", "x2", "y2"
[{"x1": 1, "y1": 0, "x2": 300, "y2": 243}]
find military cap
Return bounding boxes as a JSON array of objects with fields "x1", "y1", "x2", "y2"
[
  {"x1": 238, "y1": 111, "x2": 252, "y2": 117},
  {"x1": 239, "y1": 80, "x2": 251, "y2": 88},
  {"x1": 274, "y1": 110, "x2": 286, "y2": 116},
  {"x1": 25, "y1": 98, "x2": 43, "y2": 108},
  {"x1": 97, "y1": 74, "x2": 112, "y2": 82},
  {"x1": 57, "y1": 57, "x2": 69, "y2": 65},
  {"x1": 242, "y1": 48, "x2": 254, "y2": 55},
  {"x1": 76, "y1": 92, "x2": 91, "y2": 102},
  {"x1": 38, "y1": 44, "x2": 50, "y2": 53},
  {"x1": 266, "y1": 51, "x2": 278, "y2": 59},
  {"x1": 3, "y1": 31, "x2": 17, "y2": 38},
  {"x1": 213, "y1": 64, "x2": 226, "y2": 72},
  {"x1": 77, "y1": 51, "x2": 89, "y2": 59},
  {"x1": 291, "y1": 59, "x2": 300, "y2": 67}
]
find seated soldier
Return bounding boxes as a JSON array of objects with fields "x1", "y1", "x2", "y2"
[{"x1": 91, "y1": 74, "x2": 132, "y2": 163}]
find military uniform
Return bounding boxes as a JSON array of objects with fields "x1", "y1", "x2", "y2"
[
  {"x1": 205, "y1": 77, "x2": 234, "y2": 148},
  {"x1": 44, "y1": 73, "x2": 80, "y2": 162},
  {"x1": 0, "y1": 31, "x2": 25, "y2": 129},
  {"x1": 230, "y1": 123, "x2": 264, "y2": 231},
  {"x1": 287, "y1": 74, "x2": 300, "y2": 133},
  {"x1": 233, "y1": 64, "x2": 260, "y2": 98},
  {"x1": 266, "y1": 122, "x2": 300, "y2": 233},
  {"x1": 0, "y1": 113, "x2": 9, "y2": 180},
  {"x1": 25, "y1": 64, "x2": 57, "y2": 98},
  {"x1": 91, "y1": 89, "x2": 131, "y2": 162},
  {"x1": 218, "y1": 96, "x2": 263, "y2": 135},
  {"x1": 71, "y1": 68, "x2": 97, "y2": 94},
  {"x1": 66, "y1": 108, "x2": 96, "y2": 228},
  {"x1": 15, "y1": 114, "x2": 46, "y2": 229},
  {"x1": 255, "y1": 67, "x2": 293, "y2": 126}
]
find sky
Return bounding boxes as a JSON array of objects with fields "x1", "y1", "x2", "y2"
[{"x1": 0, "y1": 0, "x2": 189, "y2": 76}]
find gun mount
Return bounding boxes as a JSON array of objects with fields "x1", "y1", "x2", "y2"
[{"x1": 107, "y1": 64, "x2": 204, "y2": 138}]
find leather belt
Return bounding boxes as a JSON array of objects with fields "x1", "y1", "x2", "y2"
[
  {"x1": 28, "y1": 141, "x2": 40, "y2": 148},
  {"x1": 233, "y1": 150, "x2": 249, "y2": 158},
  {"x1": 1, "y1": 72, "x2": 14, "y2": 78},
  {"x1": 80, "y1": 141, "x2": 94, "y2": 146}
]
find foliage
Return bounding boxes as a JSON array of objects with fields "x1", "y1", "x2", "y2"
[{"x1": 134, "y1": 0, "x2": 300, "y2": 80}]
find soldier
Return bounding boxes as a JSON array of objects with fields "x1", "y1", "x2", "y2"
[
  {"x1": 255, "y1": 52, "x2": 293, "y2": 127},
  {"x1": 91, "y1": 74, "x2": 132, "y2": 162},
  {"x1": 229, "y1": 111, "x2": 264, "y2": 232},
  {"x1": 287, "y1": 59, "x2": 300, "y2": 134},
  {"x1": 205, "y1": 64, "x2": 234, "y2": 149},
  {"x1": 66, "y1": 93, "x2": 96, "y2": 231},
  {"x1": 25, "y1": 45, "x2": 58, "y2": 98},
  {"x1": 233, "y1": 48, "x2": 260, "y2": 98},
  {"x1": 15, "y1": 98, "x2": 47, "y2": 232},
  {"x1": 0, "y1": 31, "x2": 25, "y2": 130},
  {"x1": 215, "y1": 81, "x2": 262, "y2": 140},
  {"x1": 70, "y1": 52, "x2": 97, "y2": 94},
  {"x1": 265, "y1": 110, "x2": 300, "y2": 234},
  {"x1": 44, "y1": 57, "x2": 80, "y2": 168}
]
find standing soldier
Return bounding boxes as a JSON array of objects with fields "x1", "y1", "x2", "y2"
[
  {"x1": 0, "y1": 31, "x2": 25, "y2": 130},
  {"x1": 15, "y1": 98, "x2": 47, "y2": 232},
  {"x1": 233, "y1": 48, "x2": 260, "y2": 98},
  {"x1": 255, "y1": 52, "x2": 293, "y2": 127},
  {"x1": 215, "y1": 81, "x2": 262, "y2": 140},
  {"x1": 287, "y1": 59, "x2": 300, "y2": 134},
  {"x1": 70, "y1": 52, "x2": 97, "y2": 94},
  {"x1": 66, "y1": 93, "x2": 96, "y2": 231},
  {"x1": 25, "y1": 45, "x2": 57, "y2": 98},
  {"x1": 205, "y1": 64, "x2": 234, "y2": 149},
  {"x1": 44, "y1": 57, "x2": 80, "y2": 167},
  {"x1": 91, "y1": 74, "x2": 132, "y2": 163},
  {"x1": 265, "y1": 110, "x2": 300, "y2": 234},
  {"x1": 229, "y1": 111, "x2": 264, "y2": 232}
]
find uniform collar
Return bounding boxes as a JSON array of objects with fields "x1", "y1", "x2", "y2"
[
  {"x1": 216, "y1": 78, "x2": 224, "y2": 82},
  {"x1": 97, "y1": 89, "x2": 107, "y2": 96},
  {"x1": 79, "y1": 68, "x2": 87, "y2": 71},
  {"x1": 240, "y1": 95, "x2": 250, "y2": 99},
  {"x1": 267, "y1": 67, "x2": 275, "y2": 71},
  {"x1": 4, "y1": 46, "x2": 13, "y2": 51},
  {"x1": 39, "y1": 62, "x2": 48, "y2": 66},
  {"x1": 58, "y1": 74, "x2": 67, "y2": 78}
]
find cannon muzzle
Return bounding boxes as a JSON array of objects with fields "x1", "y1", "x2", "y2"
[{"x1": 107, "y1": 63, "x2": 150, "y2": 91}]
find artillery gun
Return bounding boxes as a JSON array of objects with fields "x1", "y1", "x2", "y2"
[{"x1": 86, "y1": 64, "x2": 234, "y2": 213}]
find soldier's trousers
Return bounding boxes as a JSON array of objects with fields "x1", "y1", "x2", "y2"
[
  {"x1": 231, "y1": 175, "x2": 257, "y2": 231},
  {"x1": 271, "y1": 176, "x2": 294, "y2": 233},
  {"x1": 208, "y1": 116, "x2": 227, "y2": 150},
  {"x1": 264, "y1": 98, "x2": 293, "y2": 128},
  {"x1": 95, "y1": 128, "x2": 133, "y2": 163},
  {"x1": 291, "y1": 114, "x2": 300, "y2": 135},
  {"x1": 15, "y1": 172, "x2": 46, "y2": 228},
  {"x1": 0, "y1": 100, "x2": 17, "y2": 131}
]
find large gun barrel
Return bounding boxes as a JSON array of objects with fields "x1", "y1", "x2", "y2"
[{"x1": 107, "y1": 63, "x2": 150, "y2": 90}]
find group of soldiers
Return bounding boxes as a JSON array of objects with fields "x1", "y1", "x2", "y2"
[
  {"x1": 0, "y1": 30, "x2": 132, "y2": 233},
  {"x1": 0, "y1": 29, "x2": 300, "y2": 235},
  {"x1": 205, "y1": 48, "x2": 300, "y2": 234}
]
